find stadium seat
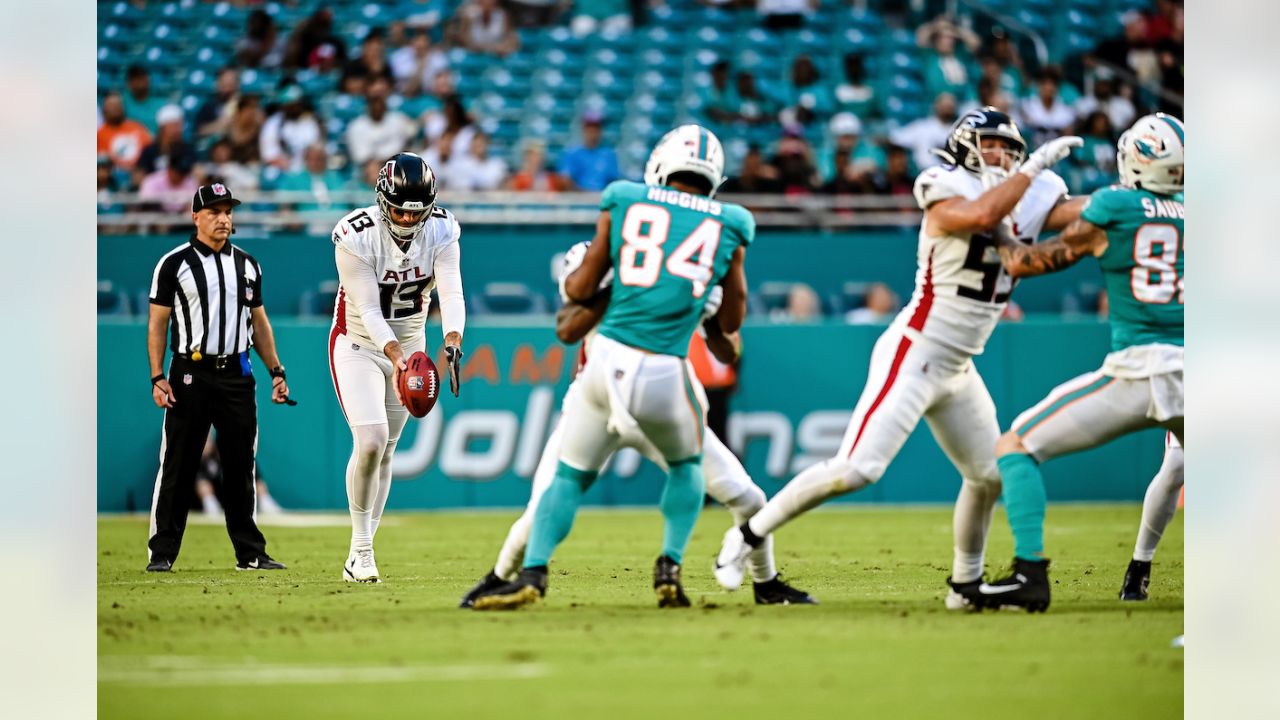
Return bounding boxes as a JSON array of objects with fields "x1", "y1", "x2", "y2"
[
  {"x1": 472, "y1": 282, "x2": 549, "y2": 316},
  {"x1": 98, "y1": 281, "x2": 131, "y2": 317},
  {"x1": 298, "y1": 280, "x2": 339, "y2": 318}
]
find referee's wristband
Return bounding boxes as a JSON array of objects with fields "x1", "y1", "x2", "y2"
[
  {"x1": 151, "y1": 373, "x2": 166, "y2": 387},
  {"x1": 270, "y1": 366, "x2": 287, "y2": 381}
]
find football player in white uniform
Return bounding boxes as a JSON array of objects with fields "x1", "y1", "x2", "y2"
[
  {"x1": 715, "y1": 108, "x2": 1084, "y2": 607},
  {"x1": 329, "y1": 152, "x2": 465, "y2": 583},
  {"x1": 459, "y1": 249, "x2": 817, "y2": 608}
]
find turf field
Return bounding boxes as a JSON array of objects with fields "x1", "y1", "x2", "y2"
[{"x1": 98, "y1": 505, "x2": 1182, "y2": 719}]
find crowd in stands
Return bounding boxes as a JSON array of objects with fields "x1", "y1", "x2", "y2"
[{"x1": 98, "y1": 0, "x2": 1183, "y2": 217}]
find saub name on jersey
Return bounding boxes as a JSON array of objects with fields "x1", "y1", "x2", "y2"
[{"x1": 1140, "y1": 197, "x2": 1184, "y2": 219}]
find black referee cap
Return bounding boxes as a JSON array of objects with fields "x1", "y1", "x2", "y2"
[{"x1": 192, "y1": 183, "x2": 243, "y2": 212}]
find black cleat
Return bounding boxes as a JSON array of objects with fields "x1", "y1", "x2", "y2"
[
  {"x1": 975, "y1": 558, "x2": 1051, "y2": 612},
  {"x1": 235, "y1": 555, "x2": 287, "y2": 571},
  {"x1": 753, "y1": 576, "x2": 818, "y2": 605},
  {"x1": 146, "y1": 557, "x2": 173, "y2": 573},
  {"x1": 654, "y1": 555, "x2": 691, "y2": 608},
  {"x1": 472, "y1": 567, "x2": 547, "y2": 611},
  {"x1": 945, "y1": 576, "x2": 983, "y2": 611},
  {"x1": 459, "y1": 570, "x2": 509, "y2": 608},
  {"x1": 1120, "y1": 559, "x2": 1152, "y2": 601}
]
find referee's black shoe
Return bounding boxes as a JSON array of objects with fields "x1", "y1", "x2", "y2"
[
  {"x1": 753, "y1": 575, "x2": 819, "y2": 605},
  {"x1": 235, "y1": 555, "x2": 287, "y2": 571},
  {"x1": 146, "y1": 557, "x2": 174, "y2": 573}
]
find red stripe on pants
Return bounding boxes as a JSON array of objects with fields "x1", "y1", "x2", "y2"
[{"x1": 847, "y1": 336, "x2": 913, "y2": 458}]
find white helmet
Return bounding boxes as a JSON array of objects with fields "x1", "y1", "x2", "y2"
[
  {"x1": 1117, "y1": 113, "x2": 1184, "y2": 195},
  {"x1": 643, "y1": 124, "x2": 727, "y2": 197}
]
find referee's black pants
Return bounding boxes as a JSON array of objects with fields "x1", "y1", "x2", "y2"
[{"x1": 148, "y1": 355, "x2": 268, "y2": 564}]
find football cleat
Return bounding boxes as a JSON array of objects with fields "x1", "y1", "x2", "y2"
[
  {"x1": 146, "y1": 557, "x2": 174, "y2": 573},
  {"x1": 713, "y1": 526, "x2": 752, "y2": 590},
  {"x1": 236, "y1": 555, "x2": 286, "y2": 571},
  {"x1": 975, "y1": 558, "x2": 1051, "y2": 612},
  {"x1": 343, "y1": 549, "x2": 379, "y2": 583},
  {"x1": 1120, "y1": 559, "x2": 1152, "y2": 601},
  {"x1": 472, "y1": 567, "x2": 547, "y2": 611},
  {"x1": 944, "y1": 576, "x2": 983, "y2": 610},
  {"x1": 654, "y1": 555, "x2": 691, "y2": 608},
  {"x1": 459, "y1": 570, "x2": 509, "y2": 608},
  {"x1": 753, "y1": 576, "x2": 818, "y2": 605}
]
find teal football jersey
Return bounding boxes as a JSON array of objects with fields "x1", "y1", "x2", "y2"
[
  {"x1": 595, "y1": 181, "x2": 755, "y2": 357},
  {"x1": 1082, "y1": 185, "x2": 1184, "y2": 351}
]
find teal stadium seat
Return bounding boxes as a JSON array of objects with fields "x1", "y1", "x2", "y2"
[
  {"x1": 98, "y1": 281, "x2": 132, "y2": 317},
  {"x1": 473, "y1": 283, "x2": 550, "y2": 316}
]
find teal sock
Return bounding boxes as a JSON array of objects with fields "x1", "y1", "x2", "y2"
[
  {"x1": 525, "y1": 462, "x2": 597, "y2": 568},
  {"x1": 998, "y1": 453, "x2": 1047, "y2": 561},
  {"x1": 660, "y1": 458, "x2": 705, "y2": 564}
]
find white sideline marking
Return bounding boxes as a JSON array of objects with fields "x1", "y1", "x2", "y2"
[{"x1": 98, "y1": 657, "x2": 548, "y2": 686}]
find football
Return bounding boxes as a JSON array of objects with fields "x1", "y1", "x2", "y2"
[{"x1": 397, "y1": 351, "x2": 440, "y2": 418}]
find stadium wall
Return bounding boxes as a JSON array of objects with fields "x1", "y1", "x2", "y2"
[{"x1": 97, "y1": 318, "x2": 1164, "y2": 512}]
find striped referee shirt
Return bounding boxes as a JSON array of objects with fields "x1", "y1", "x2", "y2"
[{"x1": 149, "y1": 235, "x2": 264, "y2": 356}]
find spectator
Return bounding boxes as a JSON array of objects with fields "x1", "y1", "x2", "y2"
[
  {"x1": 823, "y1": 112, "x2": 885, "y2": 181},
  {"x1": 139, "y1": 151, "x2": 199, "y2": 215},
  {"x1": 1091, "y1": 12, "x2": 1158, "y2": 85},
  {"x1": 506, "y1": 141, "x2": 566, "y2": 191},
  {"x1": 1075, "y1": 71, "x2": 1136, "y2": 132},
  {"x1": 1019, "y1": 71, "x2": 1075, "y2": 147},
  {"x1": 834, "y1": 53, "x2": 877, "y2": 121},
  {"x1": 822, "y1": 146, "x2": 873, "y2": 196},
  {"x1": 702, "y1": 60, "x2": 738, "y2": 125},
  {"x1": 195, "y1": 68, "x2": 241, "y2": 139},
  {"x1": 508, "y1": 0, "x2": 565, "y2": 28},
  {"x1": 845, "y1": 282, "x2": 899, "y2": 324},
  {"x1": 869, "y1": 144, "x2": 916, "y2": 199},
  {"x1": 224, "y1": 94, "x2": 265, "y2": 164},
  {"x1": 557, "y1": 112, "x2": 620, "y2": 191},
  {"x1": 97, "y1": 156, "x2": 124, "y2": 216},
  {"x1": 259, "y1": 85, "x2": 323, "y2": 172},
  {"x1": 1155, "y1": 12, "x2": 1184, "y2": 106},
  {"x1": 570, "y1": 0, "x2": 632, "y2": 36},
  {"x1": 687, "y1": 329, "x2": 739, "y2": 445},
  {"x1": 341, "y1": 28, "x2": 396, "y2": 97},
  {"x1": 346, "y1": 77, "x2": 417, "y2": 167},
  {"x1": 734, "y1": 70, "x2": 777, "y2": 125},
  {"x1": 402, "y1": 0, "x2": 450, "y2": 30},
  {"x1": 890, "y1": 92, "x2": 957, "y2": 172},
  {"x1": 349, "y1": 158, "x2": 386, "y2": 191},
  {"x1": 451, "y1": 0, "x2": 520, "y2": 56},
  {"x1": 917, "y1": 15, "x2": 981, "y2": 102},
  {"x1": 421, "y1": 92, "x2": 475, "y2": 160},
  {"x1": 757, "y1": 0, "x2": 817, "y2": 30},
  {"x1": 721, "y1": 144, "x2": 781, "y2": 194},
  {"x1": 235, "y1": 9, "x2": 283, "y2": 69},
  {"x1": 135, "y1": 105, "x2": 196, "y2": 183},
  {"x1": 386, "y1": 21, "x2": 410, "y2": 53},
  {"x1": 975, "y1": 57, "x2": 1016, "y2": 111},
  {"x1": 276, "y1": 144, "x2": 348, "y2": 212},
  {"x1": 779, "y1": 54, "x2": 835, "y2": 128},
  {"x1": 283, "y1": 7, "x2": 347, "y2": 72},
  {"x1": 988, "y1": 34, "x2": 1026, "y2": 101},
  {"x1": 122, "y1": 65, "x2": 167, "y2": 134},
  {"x1": 391, "y1": 28, "x2": 450, "y2": 97},
  {"x1": 97, "y1": 91, "x2": 152, "y2": 173},
  {"x1": 1071, "y1": 110, "x2": 1118, "y2": 191},
  {"x1": 449, "y1": 131, "x2": 508, "y2": 191},
  {"x1": 204, "y1": 138, "x2": 260, "y2": 192},
  {"x1": 770, "y1": 128, "x2": 819, "y2": 195},
  {"x1": 780, "y1": 283, "x2": 822, "y2": 322},
  {"x1": 969, "y1": 75, "x2": 1012, "y2": 115}
]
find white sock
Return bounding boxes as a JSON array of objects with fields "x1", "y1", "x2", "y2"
[
  {"x1": 347, "y1": 424, "x2": 388, "y2": 553},
  {"x1": 369, "y1": 439, "x2": 398, "y2": 540},
  {"x1": 201, "y1": 494, "x2": 222, "y2": 516},
  {"x1": 748, "y1": 457, "x2": 869, "y2": 538},
  {"x1": 721, "y1": 488, "x2": 776, "y2": 583},
  {"x1": 951, "y1": 477, "x2": 1000, "y2": 583},
  {"x1": 1134, "y1": 446, "x2": 1184, "y2": 562},
  {"x1": 494, "y1": 513, "x2": 532, "y2": 580}
]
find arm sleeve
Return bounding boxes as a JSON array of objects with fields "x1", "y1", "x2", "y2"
[
  {"x1": 149, "y1": 255, "x2": 177, "y2": 306},
  {"x1": 334, "y1": 245, "x2": 398, "y2": 350},
  {"x1": 247, "y1": 258, "x2": 264, "y2": 308},
  {"x1": 434, "y1": 222, "x2": 466, "y2": 340},
  {"x1": 1080, "y1": 187, "x2": 1118, "y2": 228},
  {"x1": 912, "y1": 166, "x2": 966, "y2": 210}
]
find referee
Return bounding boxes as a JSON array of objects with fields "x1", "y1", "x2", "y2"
[{"x1": 146, "y1": 182, "x2": 290, "y2": 573}]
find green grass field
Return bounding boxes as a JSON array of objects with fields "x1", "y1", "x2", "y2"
[{"x1": 98, "y1": 505, "x2": 1182, "y2": 719}]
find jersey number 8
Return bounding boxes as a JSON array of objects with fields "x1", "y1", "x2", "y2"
[
  {"x1": 1132, "y1": 223, "x2": 1183, "y2": 304},
  {"x1": 617, "y1": 204, "x2": 722, "y2": 297}
]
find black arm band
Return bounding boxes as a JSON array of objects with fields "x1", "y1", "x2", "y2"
[
  {"x1": 270, "y1": 367, "x2": 287, "y2": 381},
  {"x1": 151, "y1": 374, "x2": 166, "y2": 387}
]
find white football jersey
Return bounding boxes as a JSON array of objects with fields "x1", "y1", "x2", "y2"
[
  {"x1": 895, "y1": 165, "x2": 1068, "y2": 355},
  {"x1": 331, "y1": 203, "x2": 461, "y2": 350}
]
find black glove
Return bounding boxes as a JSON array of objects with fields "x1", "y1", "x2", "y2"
[{"x1": 445, "y1": 345, "x2": 463, "y2": 397}]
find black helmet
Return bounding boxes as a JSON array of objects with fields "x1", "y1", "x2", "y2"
[
  {"x1": 935, "y1": 107, "x2": 1027, "y2": 178},
  {"x1": 376, "y1": 152, "x2": 438, "y2": 240}
]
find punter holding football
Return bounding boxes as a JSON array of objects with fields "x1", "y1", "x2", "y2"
[{"x1": 328, "y1": 152, "x2": 465, "y2": 583}]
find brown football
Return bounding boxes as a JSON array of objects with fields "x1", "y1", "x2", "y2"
[{"x1": 397, "y1": 351, "x2": 440, "y2": 418}]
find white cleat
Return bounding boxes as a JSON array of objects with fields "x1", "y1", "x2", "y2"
[
  {"x1": 714, "y1": 526, "x2": 752, "y2": 590},
  {"x1": 343, "y1": 549, "x2": 381, "y2": 583}
]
